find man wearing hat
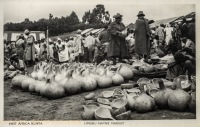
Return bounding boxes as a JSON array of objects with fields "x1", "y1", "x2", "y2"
[
  {"x1": 107, "y1": 13, "x2": 129, "y2": 65},
  {"x1": 180, "y1": 17, "x2": 189, "y2": 39},
  {"x1": 24, "y1": 29, "x2": 36, "y2": 67},
  {"x1": 134, "y1": 11, "x2": 151, "y2": 61}
]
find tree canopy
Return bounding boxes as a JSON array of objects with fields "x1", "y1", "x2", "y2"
[{"x1": 4, "y1": 4, "x2": 111, "y2": 37}]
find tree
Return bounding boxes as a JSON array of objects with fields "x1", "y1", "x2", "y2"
[
  {"x1": 69, "y1": 11, "x2": 79, "y2": 25},
  {"x1": 49, "y1": 13, "x2": 53, "y2": 19},
  {"x1": 89, "y1": 4, "x2": 105, "y2": 24},
  {"x1": 82, "y1": 10, "x2": 90, "y2": 23},
  {"x1": 82, "y1": 4, "x2": 108, "y2": 24},
  {"x1": 24, "y1": 18, "x2": 30, "y2": 23},
  {"x1": 4, "y1": 6, "x2": 107, "y2": 36}
]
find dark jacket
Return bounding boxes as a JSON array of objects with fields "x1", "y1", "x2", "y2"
[
  {"x1": 134, "y1": 17, "x2": 151, "y2": 56},
  {"x1": 180, "y1": 23, "x2": 189, "y2": 38},
  {"x1": 107, "y1": 21, "x2": 128, "y2": 58},
  {"x1": 98, "y1": 29, "x2": 111, "y2": 43}
]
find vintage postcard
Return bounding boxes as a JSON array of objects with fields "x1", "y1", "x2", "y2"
[{"x1": 0, "y1": 0, "x2": 199, "y2": 127}]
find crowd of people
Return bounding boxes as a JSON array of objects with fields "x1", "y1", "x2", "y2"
[{"x1": 4, "y1": 11, "x2": 196, "y2": 80}]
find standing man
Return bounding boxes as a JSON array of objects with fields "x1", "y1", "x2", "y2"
[
  {"x1": 134, "y1": 11, "x2": 151, "y2": 62},
  {"x1": 74, "y1": 29, "x2": 84, "y2": 62},
  {"x1": 85, "y1": 32, "x2": 96, "y2": 63},
  {"x1": 107, "y1": 13, "x2": 128, "y2": 65},
  {"x1": 98, "y1": 25, "x2": 111, "y2": 59},
  {"x1": 180, "y1": 18, "x2": 189, "y2": 38},
  {"x1": 164, "y1": 24, "x2": 173, "y2": 45},
  {"x1": 24, "y1": 29, "x2": 36, "y2": 67},
  {"x1": 155, "y1": 24, "x2": 165, "y2": 45}
]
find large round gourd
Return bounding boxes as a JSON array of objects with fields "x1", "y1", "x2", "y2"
[
  {"x1": 168, "y1": 79, "x2": 191, "y2": 112},
  {"x1": 135, "y1": 83, "x2": 156, "y2": 113},
  {"x1": 119, "y1": 64, "x2": 133, "y2": 80},
  {"x1": 97, "y1": 69, "x2": 112, "y2": 88},
  {"x1": 63, "y1": 70, "x2": 82, "y2": 95},
  {"x1": 154, "y1": 79, "x2": 173, "y2": 109},
  {"x1": 12, "y1": 74, "x2": 29, "y2": 87},
  {"x1": 112, "y1": 66, "x2": 124, "y2": 86},
  {"x1": 44, "y1": 77, "x2": 65, "y2": 99},
  {"x1": 21, "y1": 77, "x2": 35, "y2": 90},
  {"x1": 82, "y1": 76, "x2": 97, "y2": 91}
]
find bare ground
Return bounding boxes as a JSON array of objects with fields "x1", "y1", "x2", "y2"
[{"x1": 4, "y1": 67, "x2": 196, "y2": 120}]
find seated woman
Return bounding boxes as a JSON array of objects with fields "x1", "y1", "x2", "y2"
[
  {"x1": 166, "y1": 38, "x2": 178, "y2": 55},
  {"x1": 166, "y1": 51, "x2": 195, "y2": 81},
  {"x1": 10, "y1": 54, "x2": 25, "y2": 71},
  {"x1": 155, "y1": 40, "x2": 167, "y2": 57}
]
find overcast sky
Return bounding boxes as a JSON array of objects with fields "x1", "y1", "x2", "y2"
[{"x1": 4, "y1": 3, "x2": 195, "y2": 25}]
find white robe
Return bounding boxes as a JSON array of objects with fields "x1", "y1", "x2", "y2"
[
  {"x1": 57, "y1": 42, "x2": 69, "y2": 62},
  {"x1": 164, "y1": 27, "x2": 173, "y2": 45}
]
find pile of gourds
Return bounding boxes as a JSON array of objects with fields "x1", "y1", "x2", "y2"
[
  {"x1": 11, "y1": 62, "x2": 134, "y2": 99},
  {"x1": 131, "y1": 59, "x2": 168, "y2": 73},
  {"x1": 81, "y1": 76, "x2": 196, "y2": 120}
]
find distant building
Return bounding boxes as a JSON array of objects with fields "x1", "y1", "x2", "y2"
[{"x1": 4, "y1": 31, "x2": 45, "y2": 42}]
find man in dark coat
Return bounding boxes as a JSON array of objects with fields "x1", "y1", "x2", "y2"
[
  {"x1": 107, "y1": 13, "x2": 128, "y2": 65},
  {"x1": 134, "y1": 11, "x2": 151, "y2": 61},
  {"x1": 180, "y1": 18, "x2": 189, "y2": 38}
]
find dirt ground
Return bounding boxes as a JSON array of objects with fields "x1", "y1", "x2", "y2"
[{"x1": 4, "y1": 67, "x2": 196, "y2": 120}]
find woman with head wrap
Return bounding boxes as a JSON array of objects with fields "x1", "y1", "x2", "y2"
[
  {"x1": 15, "y1": 34, "x2": 25, "y2": 60},
  {"x1": 24, "y1": 29, "x2": 36, "y2": 67}
]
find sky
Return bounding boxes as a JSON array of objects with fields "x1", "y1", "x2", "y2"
[{"x1": 4, "y1": 2, "x2": 195, "y2": 25}]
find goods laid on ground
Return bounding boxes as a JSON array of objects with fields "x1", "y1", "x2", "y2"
[
  {"x1": 10, "y1": 53, "x2": 195, "y2": 99},
  {"x1": 81, "y1": 77, "x2": 195, "y2": 120},
  {"x1": 11, "y1": 61, "x2": 135, "y2": 99}
]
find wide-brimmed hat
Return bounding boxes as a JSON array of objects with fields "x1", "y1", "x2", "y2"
[
  {"x1": 113, "y1": 13, "x2": 123, "y2": 19},
  {"x1": 24, "y1": 29, "x2": 30, "y2": 34},
  {"x1": 137, "y1": 11, "x2": 145, "y2": 16}
]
